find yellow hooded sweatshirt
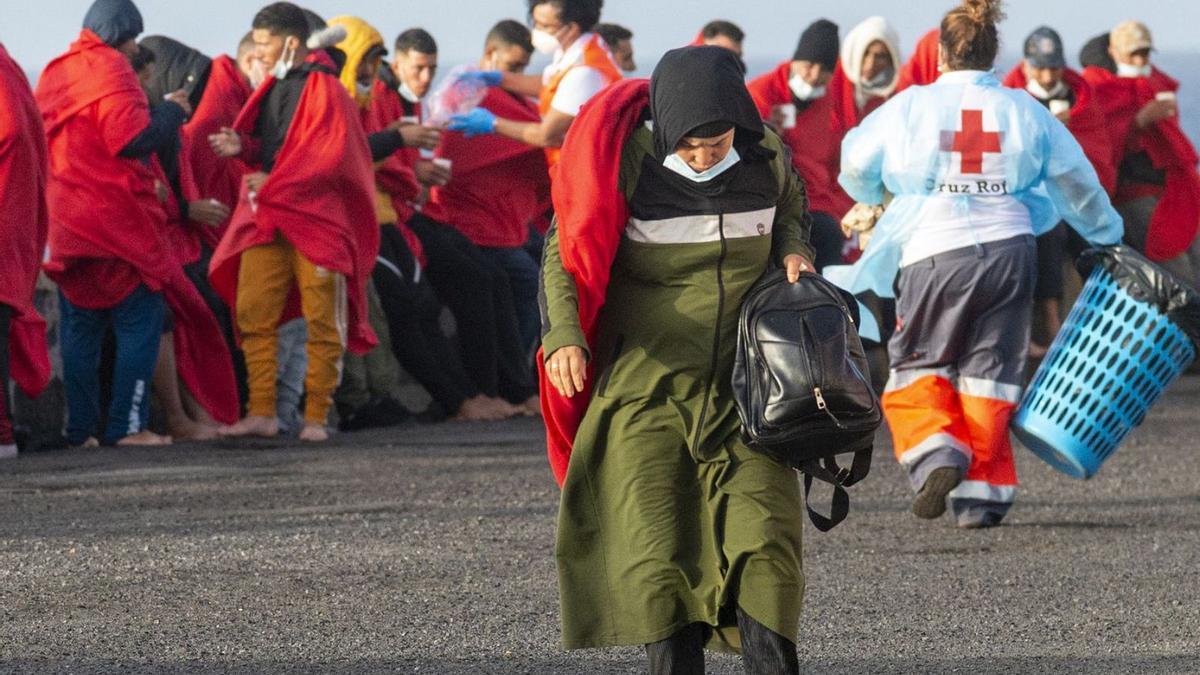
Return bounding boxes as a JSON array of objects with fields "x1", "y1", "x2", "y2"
[{"x1": 329, "y1": 15, "x2": 385, "y2": 109}]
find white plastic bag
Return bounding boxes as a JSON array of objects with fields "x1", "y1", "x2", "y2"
[{"x1": 424, "y1": 65, "x2": 489, "y2": 127}]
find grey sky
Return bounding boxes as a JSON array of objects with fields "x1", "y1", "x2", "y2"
[{"x1": 5, "y1": 0, "x2": 1199, "y2": 80}]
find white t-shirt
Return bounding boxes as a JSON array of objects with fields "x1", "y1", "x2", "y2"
[{"x1": 543, "y1": 33, "x2": 611, "y2": 117}]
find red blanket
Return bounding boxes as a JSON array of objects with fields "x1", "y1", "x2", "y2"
[
  {"x1": 209, "y1": 51, "x2": 379, "y2": 355},
  {"x1": 181, "y1": 54, "x2": 252, "y2": 248},
  {"x1": 365, "y1": 78, "x2": 426, "y2": 264},
  {"x1": 37, "y1": 30, "x2": 238, "y2": 423},
  {"x1": 747, "y1": 61, "x2": 853, "y2": 217},
  {"x1": 424, "y1": 88, "x2": 550, "y2": 248},
  {"x1": 1003, "y1": 65, "x2": 1117, "y2": 195},
  {"x1": 897, "y1": 29, "x2": 940, "y2": 92},
  {"x1": 0, "y1": 43, "x2": 50, "y2": 398},
  {"x1": 1083, "y1": 66, "x2": 1200, "y2": 260},
  {"x1": 539, "y1": 78, "x2": 649, "y2": 486}
]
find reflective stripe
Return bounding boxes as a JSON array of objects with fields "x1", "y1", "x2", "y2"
[
  {"x1": 885, "y1": 366, "x2": 956, "y2": 393},
  {"x1": 625, "y1": 207, "x2": 776, "y2": 244},
  {"x1": 949, "y1": 479, "x2": 1016, "y2": 504},
  {"x1": 897, "y1": 431, "x2": 971, "y2": 467},
  {"x1": 958, "y1": 376, "x2": 1022, "y2": 404}
]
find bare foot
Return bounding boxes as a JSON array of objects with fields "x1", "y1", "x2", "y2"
[
  {"x1": 168, "y1": 416, "x2": 220, "y2": 442},
  {"x1": 71, "y1": 437, "x2": 101, "y2": 449},
  {"x1": 520, "y1": 395, "x2": 541, "y2": 417},
  {"x1": 454, "y1": 396, "x2": 501, "y2": 421},
  {"x1": 218, "y1": 416, "x2": 279, "y2": 438},
  {"x1": 116, "y1": 430, "x2": 173, "y2": 446},
  {"x1": 298, "y1": 423, "x2": 329, "y2": 442},
  {"x1": 485, "y1": 397, "x2": 522, "y2": 419}
]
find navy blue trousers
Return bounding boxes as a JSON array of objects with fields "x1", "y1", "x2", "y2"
[{"x1": 61, "y1": 285, "x2": 164, "y2": 445}]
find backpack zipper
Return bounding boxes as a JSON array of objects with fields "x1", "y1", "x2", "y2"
[{"x1": 814, "y1": 387, "x2": 847, "y2": 429}]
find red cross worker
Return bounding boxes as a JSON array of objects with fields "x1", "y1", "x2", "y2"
[{"x1": 828, "y1": 1, "x2": 1123, "y2": 529}]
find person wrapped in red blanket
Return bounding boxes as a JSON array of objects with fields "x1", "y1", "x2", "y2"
[
  {"x1": 1004, "y1": 26, "x2": 1119, "y2": 355},
  {"x1": 1081, "y1": 22, "x2": 1200, "y2": 285},
  {"x1": 747, "y1": 18, "x2": 852, "y2": 270},
  {"x1": 425, "y1": 21, "x2": 552, "y2": 357},
  {"x1": 37, "y1": 0, "x2": 238, "y2": 447},
  {"x1": 368, "y1": 26, "x2": 540, "y2": 419},
  {"x1": 208, "y1": 2, "x2": 377, "y2": 442},
  {"x1": 0, "y1": 42, "x2": 50, "y2": 458}
]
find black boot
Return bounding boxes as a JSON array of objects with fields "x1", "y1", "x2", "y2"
[
  {"x1": 736, "y1": 606, "x2": 799, "y2": 675},
  {"x1": 646, "y1": 622, "x2": 706, "y2": 675}
]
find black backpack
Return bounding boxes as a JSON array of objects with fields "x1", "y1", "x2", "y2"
[{"x1": 732, "y1": 269, "x2": 882, "y2": 531}]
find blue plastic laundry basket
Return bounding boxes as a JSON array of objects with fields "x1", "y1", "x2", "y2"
[{"x1": 1012, "y1": 263, "x2": 1197, "y2": 479}]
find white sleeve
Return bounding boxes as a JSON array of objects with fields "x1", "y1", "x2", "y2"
[{"x1": 549, "y1": 66, "x2": 608, "y2": 117}]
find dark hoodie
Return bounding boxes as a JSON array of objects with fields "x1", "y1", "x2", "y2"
[
  {"x1": 139, "y1": 35, "x2": 212, "y2": 110},
  {"x1": 1079, "y1": 33, "x2": 1116, "y2": 73},
  {"x1": 138, "y1": 36, "x2": 213, "y2": 214},
  {"x1": 83, "y1": 0, "x2": 143, "y2": 48}
]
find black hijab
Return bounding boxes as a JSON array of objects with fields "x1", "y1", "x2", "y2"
[
  {"x1": 649, "y1": 46, "x2": 766, "y2": 161},
  {"x1": 139, "y1": 35, "x2": 213, "y2": 110}
]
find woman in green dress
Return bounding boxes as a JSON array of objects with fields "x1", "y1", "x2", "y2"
[{"x1": 540, "y1": 46, "x2": 816, "y2": 674}]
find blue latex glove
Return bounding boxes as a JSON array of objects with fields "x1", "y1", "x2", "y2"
[{"x1": 447, "y1": 108, "x2": 498, "y2": 138}]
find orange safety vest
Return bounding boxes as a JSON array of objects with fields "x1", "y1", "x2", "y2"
[{"x1": 539, "y1": 34, "x2": 622, "y2": 168}]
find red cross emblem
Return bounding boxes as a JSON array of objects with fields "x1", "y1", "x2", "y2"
[{"x1": 941, "y1": 109, "x2": 1002, "y2": 174}]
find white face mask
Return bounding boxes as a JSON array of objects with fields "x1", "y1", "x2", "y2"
[
  {"x1": 662, "y1": 146, "x2": 741, "y2": 183},
  {"x1": 788, "y1": 73, "x2": 826, "y2": 101},
  {"x1": 1117, "y1": 62, "x2": 1152, "y2": 78},
  {"x1": 399, "y1": 80, "x2": 421, "y2": 103},
  {"x1": 270, "y1": 42, "x2": 295, "y2": 80},
  {"x1": 1025, "y1": 77, "x2": 1068, "y2": 100},
  {"x1": 531, "y1": 28, "x2": 562, "y2": 55}
]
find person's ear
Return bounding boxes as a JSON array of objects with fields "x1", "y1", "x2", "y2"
[
  {"x1": 285, "y1": 35, "x2": 300, "y2": 52},
  {"x1": 937, "y1": 43, "x2": 947, "y2": 72}
]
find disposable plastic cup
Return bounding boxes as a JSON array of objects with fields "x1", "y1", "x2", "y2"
[{"x1": 776, "y1": 103, "x2": 797, "y2": 129}]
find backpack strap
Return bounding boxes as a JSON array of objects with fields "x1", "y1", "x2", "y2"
[{"x1": 797, "y1": 448, "x2": 873, "y2": 532}]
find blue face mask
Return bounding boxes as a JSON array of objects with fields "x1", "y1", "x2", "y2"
[{"x1": 661, "y1": 146, "x2": 741, "y2": 183}]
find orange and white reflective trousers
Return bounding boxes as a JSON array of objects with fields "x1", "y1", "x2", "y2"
[{"x1": 882, "y1": 236, "x2": 1036, "y2": 525}]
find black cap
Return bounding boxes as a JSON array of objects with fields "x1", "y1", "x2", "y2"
[
  {"x1": 1024, "y1": 26, "x2": 1065, "y2": 69},
  {"x1": 793, "y1": 19, "x2": 839, "y2": 70}
]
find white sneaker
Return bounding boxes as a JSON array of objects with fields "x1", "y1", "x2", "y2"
[{"x1": 0, "y1": 444, "x2": 17, "y2": 460}]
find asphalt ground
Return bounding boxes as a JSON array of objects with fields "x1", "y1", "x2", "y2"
[{"x1": 2, "y1": 377, "x2": 1199, "y2": 674}]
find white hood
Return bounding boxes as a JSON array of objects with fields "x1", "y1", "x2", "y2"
[{"x1": 840, "y1": 16, "x2": 902, "y2": 109}]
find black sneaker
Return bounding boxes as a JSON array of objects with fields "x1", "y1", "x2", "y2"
[{"x1": 911, "y1": 467, "x2": 962, "y2": 519}]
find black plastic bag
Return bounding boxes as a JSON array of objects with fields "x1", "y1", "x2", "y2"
[{"x1": 1078, "y1": 245, "x2": 1200, "y2": 351}]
